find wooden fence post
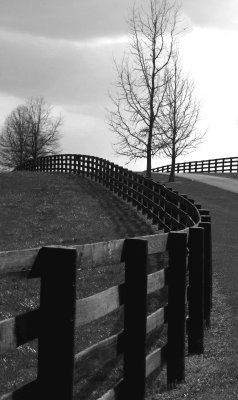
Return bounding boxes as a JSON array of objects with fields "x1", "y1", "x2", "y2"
[
  {"x1": 142, "y1": 180, "x2": 148, "y2": 215},
  {"x1": 109, "y1": 162, "x2": 114, "y2": 191},
  {"x1": 123, "y1": 239, "x2": 148, "y2": 400},
  {"x1": 29, "y1": 246, "x2": 77, "y2": 399},
  {"x1": 137, "y1": 177, "x2": 143, "y2": 211},
  {"x1": 188, "y1": 227, "x2": 204, "y2": 354},
  {"x1": 118, "y1": 166, "x2": 123, "y2": 197},
  {"x1": 199, "y1": 221, "x2": 212, "y2": 328},
  {"x1": 167, "y1": 232, "x2": 187, "y2": 386}
]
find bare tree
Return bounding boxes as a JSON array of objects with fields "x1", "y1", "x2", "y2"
[
  {"x1": 160, "y1": 52, "x2": 204, "y2": 182},
  {"x1": 0, "y1": 105, "x2": 30, "y2": 169},
  {"x1": 107, "y1": 0, "x2": 180, "y2": 177},
  {"x1": 0, "y1": 97, "x2": 62, "y2": 169},
  {"x1": 26, "y1": 97, "x2": 62, "y2": 162}
]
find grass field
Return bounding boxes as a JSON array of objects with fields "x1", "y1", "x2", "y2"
[
  {"x1": 1, "y1": 170, "x2": 238, "y2": 399},
  {"x1": 0, "y1": 171, "x2": 155, "y2": 252}
]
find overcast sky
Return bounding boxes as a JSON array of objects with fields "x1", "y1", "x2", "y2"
[{"x1": 0, "y1": 0, "x2": 238, "y2": 170}]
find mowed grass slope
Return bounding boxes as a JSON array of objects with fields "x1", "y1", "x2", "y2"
[{"x1": 0, "y1": 171, "x2": 154, "y2": 251}]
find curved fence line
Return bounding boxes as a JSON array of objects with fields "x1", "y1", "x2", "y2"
[
  {"x1": 152, "y1": 155, "x2": 238, "y2": 174},
  {"x1": 0, "y1": 154, "x2": 212, "y2": 399},
  {"x1": 15, "y1": 154, "x2": 201, "y2": 231}
]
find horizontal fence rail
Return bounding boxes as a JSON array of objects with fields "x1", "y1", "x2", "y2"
[
  {"x1": 152, "y1": 156, "x2": 238, "y2": 174},
  {"x1": 0, "y1": 154, "x2": 212, "y2": 399}
]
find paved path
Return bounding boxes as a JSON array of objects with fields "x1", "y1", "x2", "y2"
[{"x1": 179, "y1": 173, "x2": 238, "y2": 194}]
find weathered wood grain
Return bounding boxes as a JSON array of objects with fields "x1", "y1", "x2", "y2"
[
  {"x1": 75, "y1": 284, "x2": 123, "y2": 327},
  {"x1": 75, "y1": 269, "x2": 165, "y2": 327},
  {"x1": 147, "y1": 269, "x2": 165, "y2": 294},
  {"x1": 145, "y1": 347, "x2": 162, "y2": 378},
  {"x1": 0, "y1": 233, "x2": 169, "y2": 276},
  {"x1": 0, "y1": 247, "x2": 40, "y2": 275}
]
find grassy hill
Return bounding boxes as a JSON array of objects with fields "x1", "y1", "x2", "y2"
[{"x1": 0, "y1": 171, "x2": 154, "y2": 252}]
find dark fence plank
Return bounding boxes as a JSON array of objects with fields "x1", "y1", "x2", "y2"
[
  {"x1": 188, "y1": 227, "x2": 204, "y2": 354},
  {"x1": 30, "y1": 246, "x2": 77, "y2": 399},
  {"x1": 199, "y1": 221, "x2": 212, "y2": 328},
  {"x1": 123, "y1": 239, "x2": 148, "y2": 400},
  {"x1": 167, "y1": 232, "x2": 187, "y2": 385}
]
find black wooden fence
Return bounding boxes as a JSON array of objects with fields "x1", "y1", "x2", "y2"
[
  {"x1": 0, "y1": 154, "x2": 213, "y2": 399},
  {"x1": 152, "y1": 156, "x2": 238, "y2": 174}
]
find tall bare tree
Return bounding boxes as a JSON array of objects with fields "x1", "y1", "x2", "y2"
[
  {"x1": 160, "y1": 52, "x2": 204, "y2": 182},
  {"x1": 0, "y1": 97, "x2": 62, "y2": 169},
  {"x1": 107, "y1": 0, "x2": 180, "y2": 177}
]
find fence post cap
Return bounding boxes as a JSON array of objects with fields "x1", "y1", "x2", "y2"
[{"x1": 28, "y1": 246, "x2": 76, "y2": 279}]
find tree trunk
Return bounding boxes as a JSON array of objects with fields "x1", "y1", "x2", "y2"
[
  {"x1": 146, "y1": 155, "x2": 152, "y2": 178},
  {"x1": 169, "y1": 159, "x2": 175, "y2": 182},
  {"x1": 169, "y1": 149, "x2": 176, "y2": 182},
  {"x1": 146, "y1": 135, "x2": 152, "y2": 178},
  {"x1": 169, "y1": 130, "x2": 176, "y2": 182}
]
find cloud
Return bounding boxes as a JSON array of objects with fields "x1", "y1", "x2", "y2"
[
  {"x1": 0, "y1": 0, "x2": 133, "y2": 40},
  {"x1": 0, "y1": 28, "x2": 126, "y2": 111},
  {"x1": 1, "y1": 0, "x2": 236, "y2": 112},
  {"x1": 1, "y1": 0, "x2": 237, "y2": 44}
]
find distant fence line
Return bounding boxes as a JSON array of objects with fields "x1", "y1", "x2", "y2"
[
  {"x1": 152, "y1": 156, "x2": 238, "y2": 174},
  {"x1": 0, "y1": 154, "x2": 212, "y2": 399}
]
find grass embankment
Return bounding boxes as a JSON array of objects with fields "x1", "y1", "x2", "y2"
[
  {"x1": 0, "y1": 171, "x2": 156, "y2": 398},
  {"x1": 0, "y1": 171, "x2": 154, "y2": 251}
]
